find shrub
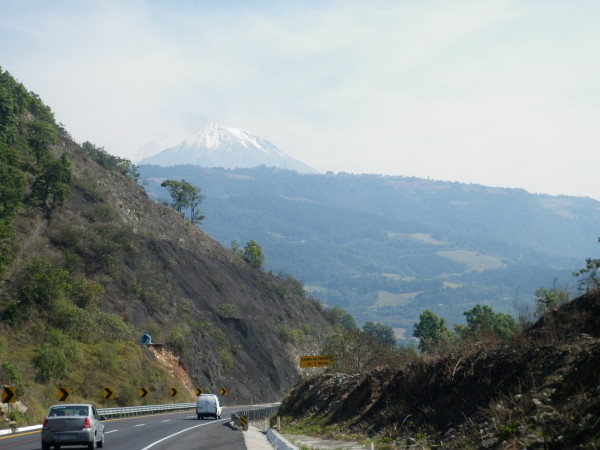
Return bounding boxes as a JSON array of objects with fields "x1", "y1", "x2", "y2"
[
  {"x1": 456, "y1": 304, "x2": 519, "y2": 341},
  {"x1": 0, "y1": 362, "x2": 26, "y2": 396},
  {"x1": 32, "y1": 347, "x2": 69, "y2": 383},
  {"x1": 18, "y1": 258, "x2": 70, "y2": 308},
  {"x1": 573, "y1": 238, "x2": 600, "y2": 292},
  {"x1": 1, "y1": 303, "x2": 20, "y2": 325},
  {"x1": 96, "y1": 312, "x2": 135, "y2": 341},
  {"x1": 323, "y1": 329, "x2": 404, "y2": 373},
  {"x1": 218, "y1": 349, "x2": 234, "y2": 372},
  {"x1": 242, "y1": 240, "x2": 264, "y2": 269},
  {"x1": 323, "y1": 306, "x2": 357, "y2": 330},
  {"x1": 277, "y1": 325, "x2": 303, "y2": 344},
  {"x1": 48, "y1": 300, "x2": 97, "y2": 342},
  {"x1": 208, "y1": 325, "x2": 229, "y2": 347},
  {"x1": 56, "y1": 223, "x2": 85, "y2": 250},
  {"x1": 413, "y1": 309, "x2": 456, "y2": 353},
  {"x1": 72, "y1": 171, "x2": 105, "y2": 202},
  {"x1": 168, "y1": 326, "x2": 189, "y2": 355},
  {"x1": 70, "y1": 278, "x2": 104, "y2": 309},
  {"x1": 217, "y1": 303, "x2": 241, "y2": 319},
  {"x1": 535, "y1": 286, "x2": 570, "y2": 317}
]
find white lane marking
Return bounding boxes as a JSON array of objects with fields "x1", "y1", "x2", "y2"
[
  {"x1": 135, "y1": 424, "x2": 146, "y2": 427},
  {"x1": 140, "y1": 419, "x2": 226, "y2": 450},
  {"x1": 105, "y1": 430, "x2": 118, "y2": 434},
  {"x1": 161, "y1": 420, "x2": 171, "y2": 422}
]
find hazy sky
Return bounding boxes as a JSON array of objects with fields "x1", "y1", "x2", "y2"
[{"x1": 2, "y1": 0, "x2": 599, "y2": 199}]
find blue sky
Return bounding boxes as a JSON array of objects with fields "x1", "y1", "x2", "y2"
[{"x1": 2, "y1": 0, "x2": 599, "y2": 200}]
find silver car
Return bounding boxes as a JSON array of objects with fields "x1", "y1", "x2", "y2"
[{"x1": 41, "y1": 403, "x2": 105, "y2": 449}]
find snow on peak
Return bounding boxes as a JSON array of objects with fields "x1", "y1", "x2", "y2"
[
  {"x1": 139, "y1": 123, "x2": 317, "y2": 173},
  {"x1": 181, "y1": 123, "x2": 282, "y2": 155}
]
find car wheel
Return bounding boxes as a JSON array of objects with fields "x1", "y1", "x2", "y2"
[
  {"x1": 41, "y1": 443, "x2": 50, "y2": 450},
  {"x1": 197, "y1": 413, "x2": 201, "y2": 420},
  {"x1": 88, "y1": 439, "x2": 95, "y2": 449},
  {"x1": 97, "y1": 433, "x2": 105, "y2": 448}
]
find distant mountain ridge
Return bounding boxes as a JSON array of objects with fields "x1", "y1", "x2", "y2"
[
  {"x1": 138, "y1": 164, "x2": 600, "y2": 332},
  {"x1": 139, "y1": 123, "x2": 317, "y2": 173}
]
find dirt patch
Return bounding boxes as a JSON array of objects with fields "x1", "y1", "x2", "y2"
[{"x1": 147, "y1": 346, "x2": 194, "y2": 395}]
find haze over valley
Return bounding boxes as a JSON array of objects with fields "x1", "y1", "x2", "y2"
[{"x1": 138, "y1": 124, "x2": 600, "y2": 339}]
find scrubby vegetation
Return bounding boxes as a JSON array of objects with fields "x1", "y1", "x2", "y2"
[
  {"x1": 0, "y1": 68, "x2": 67, "y2": 275},
  {"x1": 0, "y1": 70, "x2": 196, "y2": 424}
]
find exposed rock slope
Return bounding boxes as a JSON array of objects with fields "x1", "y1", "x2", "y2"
[{"x1": 3, "y1": 129, "x2": 331, "y2": 408}]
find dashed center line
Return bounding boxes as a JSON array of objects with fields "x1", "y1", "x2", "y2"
[{"x1": 135, "y1": 424, "x2": 146, "y2": 427}]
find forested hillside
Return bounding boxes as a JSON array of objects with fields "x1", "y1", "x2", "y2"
[
  {"x1": 0, "y1": 69, "x2": 333, "y2": 425},
  {"x1": 139, "y1": 164, "x2": 600, "y2": 336}
]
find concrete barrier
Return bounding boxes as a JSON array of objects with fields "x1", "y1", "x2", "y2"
[{"x1": 266, "y1": 428, "x2": 299, "y2": 450}]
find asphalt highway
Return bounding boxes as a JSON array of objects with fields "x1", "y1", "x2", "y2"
[{"x1": 0, "y1": 407, "x2": 246, "y2": 450}]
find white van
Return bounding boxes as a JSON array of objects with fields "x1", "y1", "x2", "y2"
[{"x1": 196, "y1": 394, "x2": 222, "y2": 420}]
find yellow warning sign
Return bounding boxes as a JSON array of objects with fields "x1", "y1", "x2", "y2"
[{"x1": 299, "y1": 355, "x2": 332, "y2": 368}]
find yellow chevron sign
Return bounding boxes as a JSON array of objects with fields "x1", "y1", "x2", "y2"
[
  {"x1": 102, "y1": 387, "x2": 114, "y2": 400},
  {"x1": 2, "y1": 386, "x2": 16, "y2": 404},
  {"x1": 57, "y1": 387, "x2": 71, "y2": 402}
]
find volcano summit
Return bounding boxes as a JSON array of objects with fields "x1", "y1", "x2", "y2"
[{"x1": 140, "y1": 123, "x2": 317, "y2": 173}]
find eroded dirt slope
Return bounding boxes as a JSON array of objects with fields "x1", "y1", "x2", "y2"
[{"x1": 280, "y1": 290, "x2": 600, "y2": 448}]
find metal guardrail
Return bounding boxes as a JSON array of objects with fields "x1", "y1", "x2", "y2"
[
  {"x1": 97, "y1": 402, "x2": 196, "y2": 418},
  {"x1": 236, "y1": 405, "x2": 279, "y2": 422},
  {"x1": 97, "y1": 402, "x2": 279, "y2": 425},
  {"x1": 230, "y1": 405, "x2": 280, "y2": 431}
]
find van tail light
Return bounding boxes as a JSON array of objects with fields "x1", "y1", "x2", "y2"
[
  {"x1": 42, "y1": 419, "x2": 50, "y2": 430},
  {"x1": 82, "y1": 417, "x2": 91, "y2": 429}
]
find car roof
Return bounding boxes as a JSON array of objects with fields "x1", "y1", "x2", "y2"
[
  {"x1": 48, "y1": 404, "x2": 92, "y2": 412},
  {"x1": 49, "y1": 404, "x2": 92, "y2": 407}
]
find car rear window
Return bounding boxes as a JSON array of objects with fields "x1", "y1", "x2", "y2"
[{"x1": 49, "y1": 406, "x2": 88, "y2": 416}]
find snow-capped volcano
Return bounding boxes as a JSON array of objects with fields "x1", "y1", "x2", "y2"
[{"x1": 139, "y1": 123, "x2": 317, "y2": 173}]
